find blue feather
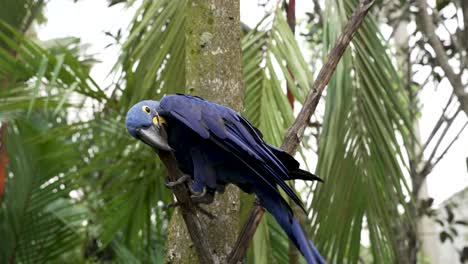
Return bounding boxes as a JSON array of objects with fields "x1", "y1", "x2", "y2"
[
  {"x1": 159, "y1": 94, "x2": 306, "y2": 211},
  {"x1": 256, "y1": 185, "x2": 324, "y2": 264}
]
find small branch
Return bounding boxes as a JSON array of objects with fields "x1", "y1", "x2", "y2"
[
  {"x1": 419, "y1": 108, "x2": 461, "y2": 178},
  {"x1": 311, "y1": 0, "x2": 324, "y2": 28},
  {"x1": 285, "y1": 0, "x2": 296, "y2": 110},
  {"x1": 241, "y1": 22, "x2": 252, "y2": 34},
  {"x1": 21, "y1": 0, "x2": 45, "y2": 34},
  {"x1": 281, "y1": 0, "x2": 374, "y2": 154},
  {"x1": 421, "y1": 94, "x2": 455, "y2": 153},
  {"x1": 227, "y1": 199, "x2": 265, "y2": 264},
  {"x1": 425, "y1": 108, "x2": 460, "y2": 168},
  {"x1": 387, "y1": 3, "x2": 411, "y2": 42},
  {"x1": 432, "y1": 121, "x2": 468, "y2": 169},
  {"x1": 227, "y1": 1, "x2": 374, "y2": 262},
  {"x1": 461, "y1": 0, "x2": 468, "y2": 64},
  {"x1": 157, "y1": 127, "x2": 214, "y2": 264},
  {"x1": 436, "y1": 14, "x2": 464, "y2": 65},
  {"x1": 416, "y1": 0, "x2": 468, "y2": 117}
]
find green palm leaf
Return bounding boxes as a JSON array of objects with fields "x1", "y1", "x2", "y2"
[
  {"x1": 117, "y1": 0, "x2": 187, "y2": 108},
  {"x1": 309, "y1": 0, "x2": 413, "y2": 262},
  {"x1": 0, "y1": 118, "x2": 88, "y2": 263},
  {"x1": 95, "y1": 0, "x2": 188, "y2": 260},
  {"x1": 241, "y1": 8, "x2": 316, "y2": 264}
]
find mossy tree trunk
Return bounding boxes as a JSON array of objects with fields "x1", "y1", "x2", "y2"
[{"x1": 164, "y1": 0, "x2": 244, "y2": 263}]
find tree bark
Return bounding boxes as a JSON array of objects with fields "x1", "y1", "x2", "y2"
[
  {"x1": 392, "y1": 7, "x2": 438, "y2": 263},
  {"x1": 164, "y1": 0, "x2": 244, "y2": 263}
]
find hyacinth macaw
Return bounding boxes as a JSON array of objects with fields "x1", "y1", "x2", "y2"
[{"x1": 125, "y1": 94, "x2": 325, "y2": 264}]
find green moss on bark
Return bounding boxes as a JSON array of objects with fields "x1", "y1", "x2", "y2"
[{"x1": 164, "y1": 0, "x2": 244, "y2": 263}]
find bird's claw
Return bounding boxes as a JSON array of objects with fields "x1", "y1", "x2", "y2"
[
  {"x1": 164, "y1": 174, "x2": 191, "y2": 188},
  {"x1": 188, "y1": 185, "x2": 204, "y2": 196},
  {"x1": 161, "y1": 191, "x2": 215, "y2": 208},
  {"x1": 190, "y1": 190, "x2": 214, "y2": 204},
  {"x1": 164, "y1": 176, "x2": 205, "y2": 196},
  {"x1": 159, "y1": 195, "x2": 216, "y2": 220}
]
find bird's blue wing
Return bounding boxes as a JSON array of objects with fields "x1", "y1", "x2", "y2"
[{"x1": 159, "y1": 94, "x2": 305, "y2": 211}]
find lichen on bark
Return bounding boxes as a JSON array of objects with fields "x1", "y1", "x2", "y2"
[{"x1": 164, "y1": 0, "x2": 244, "y2": 263}]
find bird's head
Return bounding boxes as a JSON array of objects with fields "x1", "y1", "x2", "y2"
[{"x1": 125, "y1": 100, "x2": 172, "y2": 151}]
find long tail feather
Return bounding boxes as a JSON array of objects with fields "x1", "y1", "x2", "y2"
[
  {"x1": 289, "y1": 169, "x2": 323, "y2": 182},
  {"x1": 268, "y1": 145, "x2": 323, "y2": 182},
  {"x1": 256, "y1": 188, "x2": 324, "y2": 264},
  {"x1": 309, "y1": 240, "x2": 326, "y2": 264}
]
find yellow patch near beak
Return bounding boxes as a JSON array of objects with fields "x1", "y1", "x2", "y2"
[{"x1": 152, "y1": 116, "x2": 167, "y2": 126}]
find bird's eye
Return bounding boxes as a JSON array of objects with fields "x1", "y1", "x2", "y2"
[{"x1": 141, "y1": 105, "x2": 151, "y2": 114}]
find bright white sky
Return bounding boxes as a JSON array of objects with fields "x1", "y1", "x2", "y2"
[{"x1": 37, "y1": 0, "x2": 467, "y2": 205}]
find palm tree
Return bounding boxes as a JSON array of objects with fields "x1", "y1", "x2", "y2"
[{"x1": 0, "y1": 0, "x2": 419, "y2": 263}]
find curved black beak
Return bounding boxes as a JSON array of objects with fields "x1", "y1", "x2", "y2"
[{"x1": 136, "y1": 124, "x2": 173, "y2": 151}]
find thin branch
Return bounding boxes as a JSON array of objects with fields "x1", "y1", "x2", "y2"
[
  {"x1": 227, "y1": 1, "x2": 375, "y2": 262},
  {"x1": 432, "y1": 121, "x2": 468, "y2": 169},
  {"x1": 416, "y1": 0, "x2": 468, "y2": 116},
  {"x1": 462, "y1": 0, "x2": 468, "y2": 61},
  {"x1": 311, "y1": 0, "x2": 324, "y2": 28},
  {"x1": 21, "y1": 0, "x2": 45, "y2": 34},
  {"x1": 285, "y1": 0, "x2": 296, "y2": 110},
  {"x1": 281, "y1": 0, "x2": 374, "y2": 154},
  {"x1": 157, "y1": 131, "x2": 214, "y2": 264},
  {"x1": 425, "y1": 108, "x2": 460, "y2": 165},
  {"x1": 389, "y1": 4, "x2": 412, "y2": 40},
  {"x1": 241, "y1": 22, "x2": 252, "y2": 34},
  {"x1": 437, "y1": 13, "x2": 464, "y2": 66},
  {"x1": 421, "y1": 94, "x2": 455, "y2": 153},
  {"x1": 227, "y1": 199, "x2": 265, "y2": 262},
  {"x1": 420, "y1": 108, "x2": 461, "y2": 177}
]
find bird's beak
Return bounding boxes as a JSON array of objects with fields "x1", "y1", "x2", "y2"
[{"x1": 136, "y1": 124, "x2": 173, "y2": 152}]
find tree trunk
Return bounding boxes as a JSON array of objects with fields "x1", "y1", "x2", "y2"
[
  {"x1": 164, "y1": 0, "x2": 244, "y2": 263},
  {"x1": 392, "y1": 18, "x2": 419, "y2": 264},
  {"x1": 392, "y1": 14, "x2": 438, "y2": 264}
]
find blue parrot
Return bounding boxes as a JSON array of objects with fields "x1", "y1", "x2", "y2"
[{"x1": 125, "y1": 94, "x2": 325, "y2": 264}]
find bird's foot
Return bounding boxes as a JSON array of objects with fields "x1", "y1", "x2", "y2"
[
  {"x1": 164, "y1": 175, "x2": 207, "y2": 197},
  {"x1": 189, "y1": 188, "x2": 215, "y2": 205},
  {"x1": 164, "y1": 174, "x2": 191, "y2": 188},
  {"x1": 159, "y1": 202, "x2": 216, "y2": 219},
  {"x1": 163, "y1": 189, "x2": 215, "y2": 207},
  {"x1": 160, "y1": 188, "x2": 217, "y2": 219}
]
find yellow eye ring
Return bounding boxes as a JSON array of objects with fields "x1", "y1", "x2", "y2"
[{"x1": 141, "y1": 105, "x2": 151, "y2": 114}]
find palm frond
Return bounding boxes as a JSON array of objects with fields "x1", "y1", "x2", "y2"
[
  {"x1": 0, "y1": 21, "x2": 105, "y2": 101},
  {"x1": 94, "y1": 0, "x2": 189, "y2": 261},
  {"x1": 241, "y1": 8, "x2": 317, "y2": 264},
  {"x1": 116, "y1": 0, "x2": 187, "y2": 108},
  {"x1": 0, "y1": 118, "x2": 87, "y2": 263},
  {"x1": 243, "y1": 10, "x2": 314, "y2": 146},
  {"x1": 0, "y1": 21, "x2": 104, "y2": 263},
  {"x1": 309, "y1": 0, "x2": 413, "y2": 262}
]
